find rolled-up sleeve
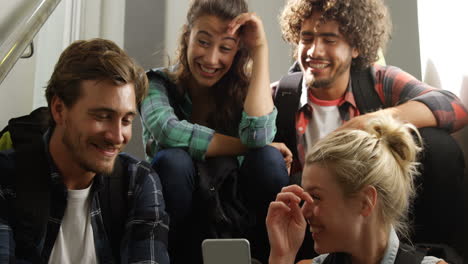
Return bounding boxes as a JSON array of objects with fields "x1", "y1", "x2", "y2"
[
  {"x1": 376, "y1": 65, "x2": 468, "y2": 132},
  {"x1": 238, "y1": 107, "x2": 278, "y2": 148},
  {"x1": 412, "y1": 89, "x2": 468, "y2": 132}
]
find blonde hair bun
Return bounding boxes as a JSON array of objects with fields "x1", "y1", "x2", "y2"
[{"x1": 365, "y1": 113, "x2": 422, "y2": 177}]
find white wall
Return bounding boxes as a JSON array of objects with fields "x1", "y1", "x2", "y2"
[
  {"x1": 33, "y1": 0, "x2": 73, "y2": 109},
  {"x1": 165, "y1": 0, "x2": 189, "y2": 65},
  {"x1": 417, "y1": 1, "x2": 468, "y2": 255},
  {"x1": 418, "y1": 0, "x2": 468, "y2": 100},
  {"x1": 0, "y1": 49, "x2": 37, "y2": 127},
  {"x1": 417, "y1": 0, "x2": 468, "y2": 156},
  {"x1": 0, "y1": 0, "x2": 126, "y2": 128},
  {"x1": 385, "y1": 0, "x2": 421, "y2": 79},
  {"x1": 0, "y1": 0, "x2": 56, "y2": 127},
  {"x1": 248, "y1": 0, "x2": 292, "y2": 81}
]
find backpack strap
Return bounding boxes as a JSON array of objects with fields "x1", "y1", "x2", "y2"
[
  {"x1": 351, "y1": 67, "x2": 383, "y2": 114},
  {"x1": 273, "y1": 71, "x2": 303, "y2": 159},
  {"x1": 8, "y1": 107, "x2": 50, "y2": 149},
  {"x1": 144, "y1": 69, "x2": 185, "y2": 157},
  {"x1": 14, "y1": 140, "x2": 51, "y2": 263},
  {"x1": 394, "y1": 243, "x2": 427, "y2": 264},
  {"x1": 99, "y1": 155, "x2": 127, "y2": 263},
  {"x1": 321, "y1": 252, "x2": 351, "y2": 264},
  {"x1": 416, "y1": 243, "x2": 463, "y2": 264},
  {"x1": 146, "y1": 69, "x2": 184, "y2": 119}
]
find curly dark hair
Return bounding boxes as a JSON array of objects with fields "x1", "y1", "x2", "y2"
[
  {"x1": 170, "y1": 0, "x2": 250, "y2": 134},
  {"x1": 280, "y1": 0, "x2": 392, "y2": 70},
  {"x1": 46, "y1": 38, "x2": 148, "y2": 126}
]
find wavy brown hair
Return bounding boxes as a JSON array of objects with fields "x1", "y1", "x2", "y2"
[
  {"x1": 280, "y1": 0, "x2": 391, "y2": 70},
  {"x1": 46, "y1": 38, "x2": 148, "y2": 126},
  {"x1": 170, "y1": 0, "x2": 250, "y2": 134}
]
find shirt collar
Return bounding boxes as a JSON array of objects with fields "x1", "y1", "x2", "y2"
[
  {"x1": 42, "y1": 129, "x2": 61, "y2": 182},
  {"x1": 300, "y1": 75, "x2": 357, "y2": 109},
  {"x1": 341, "y1": 77, "x2": 357, "y2": 108},
  {"x1": 380, "y1": 226, "x2": 400, "y2": 264}
]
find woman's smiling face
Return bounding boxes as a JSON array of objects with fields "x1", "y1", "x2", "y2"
[
  {"x1": 186, "y1": 15, "x2": 240, "y2": 89},
  {"x1": 301, "y1": 163, "x2": 363, "y2": 254}
]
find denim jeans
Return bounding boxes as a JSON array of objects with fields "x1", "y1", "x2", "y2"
[{"x1": 152, "y1": 145, "x2": 289, "y2": 264}]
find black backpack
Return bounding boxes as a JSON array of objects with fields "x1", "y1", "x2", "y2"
[
  {"x1": 0, "y1": 107, "x2": 50, "y2": 150},
  {"x1": 321, "y1": 243, "x2": 463, "y2": 264},
  {"x1": 396, "y1": 243, "x2": 463, "y2": 264}
]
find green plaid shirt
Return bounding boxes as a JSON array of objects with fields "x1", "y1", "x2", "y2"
[{"x1": 140, "y1": 67, "x2": 278, "y2": 161}]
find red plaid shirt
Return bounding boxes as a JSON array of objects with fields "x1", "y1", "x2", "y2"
[{"x1": 274, "y1": 64, "x2": 468, "y2": 173}]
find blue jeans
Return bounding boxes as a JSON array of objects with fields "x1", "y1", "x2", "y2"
[{"x1": 152, "y1": 146, "x2": 289, "y2": 264}]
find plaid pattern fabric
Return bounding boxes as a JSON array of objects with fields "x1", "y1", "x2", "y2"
[
  {"x1": 274, "y1": 64, "x2": 468, "y2": 172},
  {"x1": 140, "y1": 67, "x2": 278, "y2": 161},
  {"x1": 0, "y1": 132, "x2": 169, "y2": 264}
]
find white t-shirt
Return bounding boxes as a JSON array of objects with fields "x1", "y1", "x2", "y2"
[
  {"x1": 48, "y1": 183, "x2": 98, "y2": 264},
  {"x1": 303, "y1": 84, "x2": 342, "y2": 153}
]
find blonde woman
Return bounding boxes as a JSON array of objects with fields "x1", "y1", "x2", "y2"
[{"x1": 266, "y1": 114, "x2": 448, "y2": 264}]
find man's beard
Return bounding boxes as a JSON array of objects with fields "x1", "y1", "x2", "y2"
[
  {"x1": 62, "y1": 130, "x2": 116, "y2": 175},
  {"x1": 311, "y1": 78, "x2": 334, "y2": 88},
  {"x1": 308, "y1": 59, "x2": 352, "y2": 89},
  {"x1": 304, "y1": 71, "x2": 315, "y2": 89}
]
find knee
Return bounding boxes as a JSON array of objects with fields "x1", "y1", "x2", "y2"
[
  {"x1": 152, "y1": 148, "x2": 195, "y2": 180},
  {"x1": 419, "y1": 127, "x2": 463, "y2": 160},
  {"x1": 243, "y1": 146, "x2": 289, "y2": 186},
  {"x1": 244, "y1": 145, "x2": 285, "y2": 167},
  {"x1": 417, "y1": 127, "x2": 464, "y2": 184}
]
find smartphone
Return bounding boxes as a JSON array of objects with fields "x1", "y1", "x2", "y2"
[{"x1": 202, "y1": 238, "x2": 252, "y2": 264}]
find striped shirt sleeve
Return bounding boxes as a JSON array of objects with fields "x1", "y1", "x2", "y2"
[{"x1": 374, "y1": 65, "x2": 468, "y2": 132}]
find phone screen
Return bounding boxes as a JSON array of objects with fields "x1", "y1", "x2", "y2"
[{"x1": 202, "y1": 238, "x2": 251, "y2": 264}]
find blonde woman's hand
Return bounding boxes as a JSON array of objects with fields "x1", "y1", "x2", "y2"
[{"x1": 266, "y1": 185, "x2": 313, "y2": 264}]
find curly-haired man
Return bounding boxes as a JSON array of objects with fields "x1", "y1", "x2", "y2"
[{"x1": 273, "y1": 0, "x2": 468, "y2": 260}]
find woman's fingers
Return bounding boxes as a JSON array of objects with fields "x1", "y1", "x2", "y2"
[
  {"x1": 275, "y1": 192, "x2": 301, "y2": 205},
  {"x1": 227, "y1": 12, "x2": 259, "y2": 35},
  {"x1": 227, "y1": 12, "x2": 267, "y2": 52},
  {"x1": 266, "y1": 201, "x2": 292, "y2": 224},
  {"x1": 279, "y1": 185, "x2": 313, "y2": 203}
]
